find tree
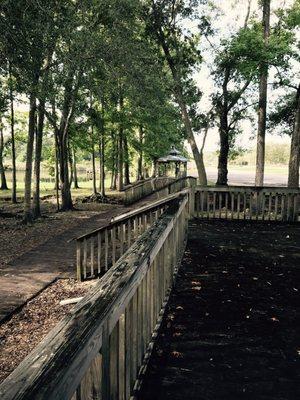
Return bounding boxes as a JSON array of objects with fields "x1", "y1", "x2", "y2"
[
  {"x1": 145, "y1": 0, "x2": 208, "y2": 185},
  {"x1": 212, "y1": 26, "x2": 259, "y2": 185},
  {"x1": 255, "y1": 0, "x2": 271, "y2": 186}
]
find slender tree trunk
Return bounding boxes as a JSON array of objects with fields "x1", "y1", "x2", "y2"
[
  {"x1": 288, "y1": 84, "x2": 300, "y2": 188},
  {"x1": 9, "y1": 72, "x2": 17, "y2": 202},
  {"x1": 32, "y1": 100, "x2": 45, "y2": 219},
  {"x1": 73, "y1": 148, "x2": 79, "y2": 189},
  {"x1": 117, "y1": 94, "x2": 124, "y2": 191},
  {"x1": 68, "y1": 141, "x2": 74, "y2": 189},
  {"x1": 55, "y1": 132, "x2": 60, "y2": 211},
  {"x1": 176, "y1": 88, "x2": 207, "y2": 185},
  {"x1": 123, "y1": 134, "x2": 130, "y2": 186},
  {"x1": 24, "y1": 93, "x2": 37, "y2": 223},
  {"x1": 91, "y1": 143, "x2": 97, "y2": 195},
  {"x1": 217, "y1": 113, "x2": 230, "y2": 185},
  {"x1": 255, "y1": 0, "x2": 271, "y2": 186},
  {"x1": 58, "y1": 133, "x2": 73, "y2": 210},
  {"x1": 117, "y1": 132, "x2": 123, "y2": 191},
  {"x1": 137, "y1": 125, "x2": 143, "y2": 181},
  {"x1": 99, "y1": 134, "x2": 105, "y2": 196},
  {"x1": 110, "y1": 130, "x2": 117, "y2": 190},
  {"x1": 0, "y1": 123, "x2": 8, "y2": 190}
]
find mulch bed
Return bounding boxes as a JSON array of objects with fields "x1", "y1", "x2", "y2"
[
  {"x1": 0, "y1": 278, "x2": 95, "y2": 383},
  {"x1": 139, "y1": 220, "x2": 300, "y2": 400}
]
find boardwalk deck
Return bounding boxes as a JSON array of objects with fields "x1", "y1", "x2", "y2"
[
  {"x1": 139, "y1": 220, "x2": 300, "y2": 400},
  {"x1": 0, "y1": 193, "x2": 161, "y2": 323}
]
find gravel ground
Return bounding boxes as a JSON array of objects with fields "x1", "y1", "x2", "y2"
[{"x1": 0, "y1": 278, "x2": 95, "y2": 383}]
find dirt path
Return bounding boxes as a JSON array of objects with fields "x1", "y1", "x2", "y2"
[{"x1": 139, "y1": 220, "x2": 300, "y2": 400}]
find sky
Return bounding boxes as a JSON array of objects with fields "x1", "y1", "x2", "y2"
[{"x1": 187, "y1": 0, "x2": 296, "y2": 154}]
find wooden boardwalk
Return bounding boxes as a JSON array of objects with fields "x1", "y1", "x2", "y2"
[
  {"x1": 139, "y1": 220, "x2": 300, "y2": 400},
  {"x1": 0, "y1": 195, "x2": 159, "y2": 323}
]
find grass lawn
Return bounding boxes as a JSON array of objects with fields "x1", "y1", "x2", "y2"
[{"x1": 0, "y1": 177, "x2": 123, "y2": 201}]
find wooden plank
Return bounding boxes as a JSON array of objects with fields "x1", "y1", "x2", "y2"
[
  {"x1": 76, "y1": 241, "x2": 83, "y2": 281},
  {"x1": 101, "y1": 322, "x2": 110, "y2": 400},
  {"x1": 111, "y1": 227, "x2": 116, "y2": 265},
  {"x1": 110, "y1": 322, "x2": 119, "y2": 400},
  {"x1": 118, "y1": 314, "x2": 125, "y2": 400},
  {"x1": 105, "y1": 229, "x2": 109, "y2": 271},
  {"x1": 268, "y1": 194, "x2": 272, "y2": 221},
  {"x1": 90, "y1": 236, "x2": 95, "y2": 278},
  {"x1": 231, "y1": 192, "x2": 234, "y2": 220},
  {"x1": 127, "y1": 219, "x2": 131, "y2": 248},
  {"x1": 281, "y1": 194, "x2": 285, "y2": 221},
  {"x1": 131, "y1": 293, "x2": 138, "y2": 388},
  {"x1": 213, "y1": 192, "x2": 216, "y2": 218},
  {"x1": 97, "y1": 232, "x2": 101, "y2": 275},
  {"x1": 83, "y1": 238, "x2": 88, "y2": 280},
  {"x1": 125, "y1": 303, "x2": 132, "y2": 399},
  {"x1": 80, "y1": 353, "x2": 102, "y2": 400},
  {"x1": 274, "y1": 194, "x2": 279, "y2": 221},
  {"x1": 200, "y1": 191, "x2": 204, "y2": 218}
]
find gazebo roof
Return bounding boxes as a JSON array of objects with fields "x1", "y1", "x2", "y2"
[{"x1": 157, "y1": 146, "x2": 188, "y2": 163}]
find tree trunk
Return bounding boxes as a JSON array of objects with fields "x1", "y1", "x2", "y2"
[
  {"x1": 255, "y1": 0, "x2": 271, "y2": 186},
  {"x1": 91, "y1": 143, "x2": 97, "y2": 195},
  {"x1": 288, "y1": 84, "x2": 300, "y2": 188},
  {"x1": 58, "y1": 132, "x2": 73, "y2": 210},
  {"x1": 176, "y1": 89, "x2": 207, "y2": 185},
  {"x1": 9, "y1": 71, "x2": 17, "y2": 202},
  {"x1": 73, "y1": 148, "x2": 79, "y2": 189},
  {"x1": 117, "y1": 94, "x2": 124, "y2": 191},
  {"x1": 68, "y1": 142, "x2": 74, "y2": 189},
  {"x1": 0, "y1": 122, "x2": 8, "y2": 190},
  {"x1": 55, "y1": 132, "x2": 60, "y2": 211},
  {"x1": 117, "y1": 132, "x2": 123, "y2": 191},
  {"x1": 55, "y1": 68, "x2": 82, "y2": 211},
  {"x1": 153, "y1": 21, "x2": 207, "y2": 185},
  {"x1": 110, "y1": 130, "x2": 117, "y2": 190},
  {"x1": 32, "y1": 100, "x2": 45, "y2": 219},
  {"x1": 99, "y1": 134, "x2": 105, "y2": 196},
  {"x1": 217, "y1": 113, "x2": 230, "y2": 186},
  {"x1": 24, "y1": 93, "x2": 37, "y2": 223},
  {"x1": 137, "y1": 125, "x2": 143, "y2": 181},
  {"x1": 123, "y1": 134, "x2": 130, "y2": 186}
]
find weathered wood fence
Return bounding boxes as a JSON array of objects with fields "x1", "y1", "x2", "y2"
[
  {"x1": 0, "y1": 194, "x2": 190, "y2": 400},
  {"x1": 124, "y1": 176, "x2": 196, "y2": 205},
  {"x1": 194, "y1": 186, "x2": 300, "y2": 221},
  {"x1": 76, "y1": 192, "x2": 191, "y2": 281}
]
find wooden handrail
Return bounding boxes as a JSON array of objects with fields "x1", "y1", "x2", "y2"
[
  {"x1": 0, "y1": 195, "x2": 190, "y2": 400},
  {"x1": 124, "y1": 176, "x2": 196, "y2": 205}
]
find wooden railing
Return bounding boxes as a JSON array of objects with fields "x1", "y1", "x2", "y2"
[
  {"x1": 0, "y1": 194, "x2": 190, "y2": 400},
  {"x1": 124, "y1": 176, "x2": 196, "y2": 205},
  {"x1": 194, "y1": 186, "x2": 300, "y2": 221},
  {"x1": 76, "y1": 191, "x2": 191, "y2": 281}
]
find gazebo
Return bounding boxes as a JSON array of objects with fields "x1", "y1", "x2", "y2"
[{"x1": 157, "y1": 146, "x2": 188, "y2": 178}]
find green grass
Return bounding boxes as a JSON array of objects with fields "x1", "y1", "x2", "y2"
[{"x1": 0, "y1": 177, "x2": 122, "y2": 201}]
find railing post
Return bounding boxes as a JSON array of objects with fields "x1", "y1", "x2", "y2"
[{"x1": 76, "y1": 240, "x2": 83, "y2": 282}]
